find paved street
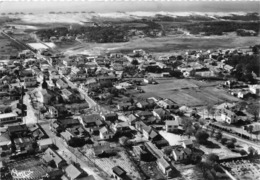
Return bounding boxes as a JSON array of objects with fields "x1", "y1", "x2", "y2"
[
  {"x1": 23, "y1": 93, "x2": 39, "y2": 124},
  {"x1": 40, "y1": 123, "x2": 107, "y2": 180}
]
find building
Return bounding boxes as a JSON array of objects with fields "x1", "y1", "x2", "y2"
[
  {"x1": 157, "y1": 99, "x2": 177, "y2": 109},
  {"x1": 0, "y1": 112, "x2": 19, "y2": 126},
  {"x1": 37, "y1": 138, "x2": 53, "y2": 151},
  {"x1": 48, "y1": 106, "x2": 58, "y2": 118},
  {"x1": 157, "y1": 157, "x2": 173, "y2": 177},
  {"x1": 249, "y1": 84, "x2": 260, "y2": 95},
  {"x1": 99, "y1": 126, "x2": 114, "y2": 140},
  {"x1": 42, "y1": 148, "x2": 67, "y2": 168},
  {"x1": 165, "y1": 120, "x2": 179, "y2": 132},
  {"x1": 172, "y1": 146, "x2": 192, "y2": 161},
  {"x1": 221, "y1": 109, "x2": 237, "y2": 124},
  {"x1": 56, "y1": 79, "x2": 68, "y2": 89},
  {"x1": 153, "y1": 108, "x2": 171, "y2": 120},
  {"x1": 112, "y1": 166, "x2": 128, "y2": 180},
  {"x1": 63, "y1": 164, "x2": 88, "y2": 180}
]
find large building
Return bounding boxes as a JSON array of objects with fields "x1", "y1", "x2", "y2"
[{"x1": 0, "y1": 112, "x2": 19, "y2": 126}]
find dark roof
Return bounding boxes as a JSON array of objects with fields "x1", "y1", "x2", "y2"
[
  {"x1": 57, "y1": 118, "x2": 80, "y2": 126},
  {"x1": 112, "y1": 166, "x2": 127, "y2": 177},
  {"x1": 8, "y1": 124, "x2": 28, "y2": 134}
]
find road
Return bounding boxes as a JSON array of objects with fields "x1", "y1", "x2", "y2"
[
  {"x1": 40, "y1": 123, "x2": 107, "y2": 180},
  {"x1": 205, "y1": 125, "x2": 260, "y2": 152}
]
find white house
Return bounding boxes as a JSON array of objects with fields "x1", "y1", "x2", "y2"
[
  {"x1": 99, "y1": 127, "x2": 114, "y2": 140},
  {"x1": 165, "y1": 120, "x2": 179, "y2": 132},
  {"x1": 249, "y1": 85, "x2": 260, "y2": 95},
  {"x1": 0, "y1": 112, "x2": 18, "y2": 126},
  {"x1": 48, "y1": 106, "x2": 58, "y2": 118}
]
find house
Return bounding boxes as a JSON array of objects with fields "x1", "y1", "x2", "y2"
[
  {"x1": 165, "y1": 120, "x2": 179, "y2": 132},
  {"x1": 42, "y1": 148, "x2": 67, "y2": 168},
  {"x1": 157, "y1": 99, "x2": 177, "y2": 109},
  {"x1": 133, "y1": 145, "x2": 152, "y2": 161},
  {"x1": 93, "y1": 144, "x2": 115, "y2": 157},
  {"x1": 143, "y1": 76, "x2": 156, "y2": 84},
  {"x1": 101, "y1": 113, "x2": 118, "y2": 122},
  {"x1": 112, "y1": 122, "x2": 131, "y2": 133},
  {"x1": 172, "y1": 146, "x2": 192, "y2": 161},
  {"x1": 60, "y1": 130, "x2": 76, "y2": 143},
  {"x1": 78, "y1": 114, "x2": 104, "y2": 128},
  {"x1": 181, "y1": 139, "x2": 193, "y2": 149},
  {"x1": 136, "y1": 101, "x2": 149, "y2": 109},
  {"x1": 23, "y1": 76, "x2": 37, "y2": 88},
  {"x1": 99, "y1": 126, "x2": 114, "y2": 140},
  {"x1": 157, "y1": 157, "x2": 173, "y2": 177},
  {"x1": 0, "y1": 133, "x2": 12, "y2": 156},
  {"x1": 114, "y1": 82, "x2": 132, "y2": 90},
  {"x1": 153, "y1": 108, "x2": 172, "y2": 120},
  {"x1": 117, "y1": 103, "x2": 131, "y2": 111},
  {"x1": 112, "y1": 166, "x2": 128, "y2": 180},
  {"x1": 61, "y1": 89, "x2": 73, "y2": 100},
  {"x1": 37, "y1": 138, "x2": 53, "y2": 151},
  {"x1": 96, "y1": 76, "x2": 117, "y2": 83},
  {"x1": 249, "y1": 84, "x2": 260, "y2": 95},
  {"x1": 56, "y1": 79, "x2": 68, "y2": 89},
  {"x1": 135, "y1": 121, "x2": 152, "y2": 139},
  {"x1": 8, "y1": 124, "x2": 29, "y2": 137},
  {"x1": 221, "y1": 108, "x2": 237, "y2": 124},
  {"x1": 127, "y1": 114, "x2": 138, "y2": 125},
  {"x1": 1, "y1": 111, "x2": 20, "y2": 125},
  {"x1": 57, "y1": 118, "x2": 81, "y2": 129},
  {"x1": 63, "y1": 164, "x2": 88, "y2": 180},
  {"x1": 135, "y1": 111, "x2": 153, "y2": 119},
  {"x1": 48, "y1": 106, "x2": 58, "y2": 118}
]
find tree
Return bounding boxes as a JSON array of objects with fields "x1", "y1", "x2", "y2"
[
  {"x1": 194, "y1": 123, "x2": 201, "y2": 132},
  {"x1": 195, "y1": 130, "x2": 209, "y2": 144},
  {"x1": 215, "y1": 131, "x2": 223, "y2": 141},
  {"x1": 206, "y1": 153, "x2": 219, "y2": 164},
  {"x1": 185, "y1": 127, "x2": 195, "y2": 139},
  {"x1": 248, "y1": 125, "x2": 254, "y2": 139},
  {"x1": 226, "y1": 141, "x2": 235, "y2": 149},
  {"x1": 221, "y1": 137, "x2": 228, "y2": 145},
  {"x1": 248, "y1": 146, "x2": 258, "y2": 156},
  {"x1": 4, "y1": 107, "x2": 12, "y2": 113},
  {"x1": 231, "y1": 138, "x2": 237, "y2": 144},
  {"x1": 131, "y1": 59, "x2": 139, "y2": 65}
]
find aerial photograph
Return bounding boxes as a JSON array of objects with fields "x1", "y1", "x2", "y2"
[{"x1": 0, "y1": 0, "x2": 259, "y2": 179}]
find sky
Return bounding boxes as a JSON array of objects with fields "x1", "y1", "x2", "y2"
[{"x1": 0, "y1": 1, "x2": 259, "y2": 14}]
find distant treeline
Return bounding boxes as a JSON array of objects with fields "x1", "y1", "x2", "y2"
[
  {"x1": 184, "y1": 21, "x2": 259, "y2": 36},
  {"x1": 36, "y1": 20, "x2": 163, "y2": 43}
]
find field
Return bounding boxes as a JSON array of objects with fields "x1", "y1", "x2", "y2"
[
  {"x1": 7, "y1": 157, "x2": 50, "y2": 179},
  {"x1": 140, "y1": 79, "x2": 240, "y2": 107},
  {"x1": 0, "y1": 35, "x2": 19, "y2": 58},
  {"x1": 60, "y1": 33, "x2": 260, "y2": 55},
  {"x1": 85, "y1": 148, "x2": 142, "y2": 180}
]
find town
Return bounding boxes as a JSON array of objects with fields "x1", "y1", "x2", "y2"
[{"x1": 0, "y1": 10, "x2": 260, "y2": 180}]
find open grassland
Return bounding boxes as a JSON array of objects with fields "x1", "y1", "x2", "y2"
[
  {"x1": 61, "y1": 34, "x2": 260, "y2": 55},
  {"x1": 140, "y1": 79, "x2": 240, "y2": 107}
]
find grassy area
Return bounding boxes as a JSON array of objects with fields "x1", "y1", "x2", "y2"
[{"x1": 140, "y1": 79, "x2": 239, "y2": 107}]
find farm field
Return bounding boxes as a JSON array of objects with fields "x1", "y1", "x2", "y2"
[
  {"x1": 140, "y1": 79, "x2": 240, "y2": 107},
  {"x1": 85, "y1": 148, "x2": 142, "y2": 180},
  {"x1": 142, "y1": 79, "x2": 198, "y2": 92},
  {"x1": 7, "y1": 157, "x2": 50, "y2": 180}
]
